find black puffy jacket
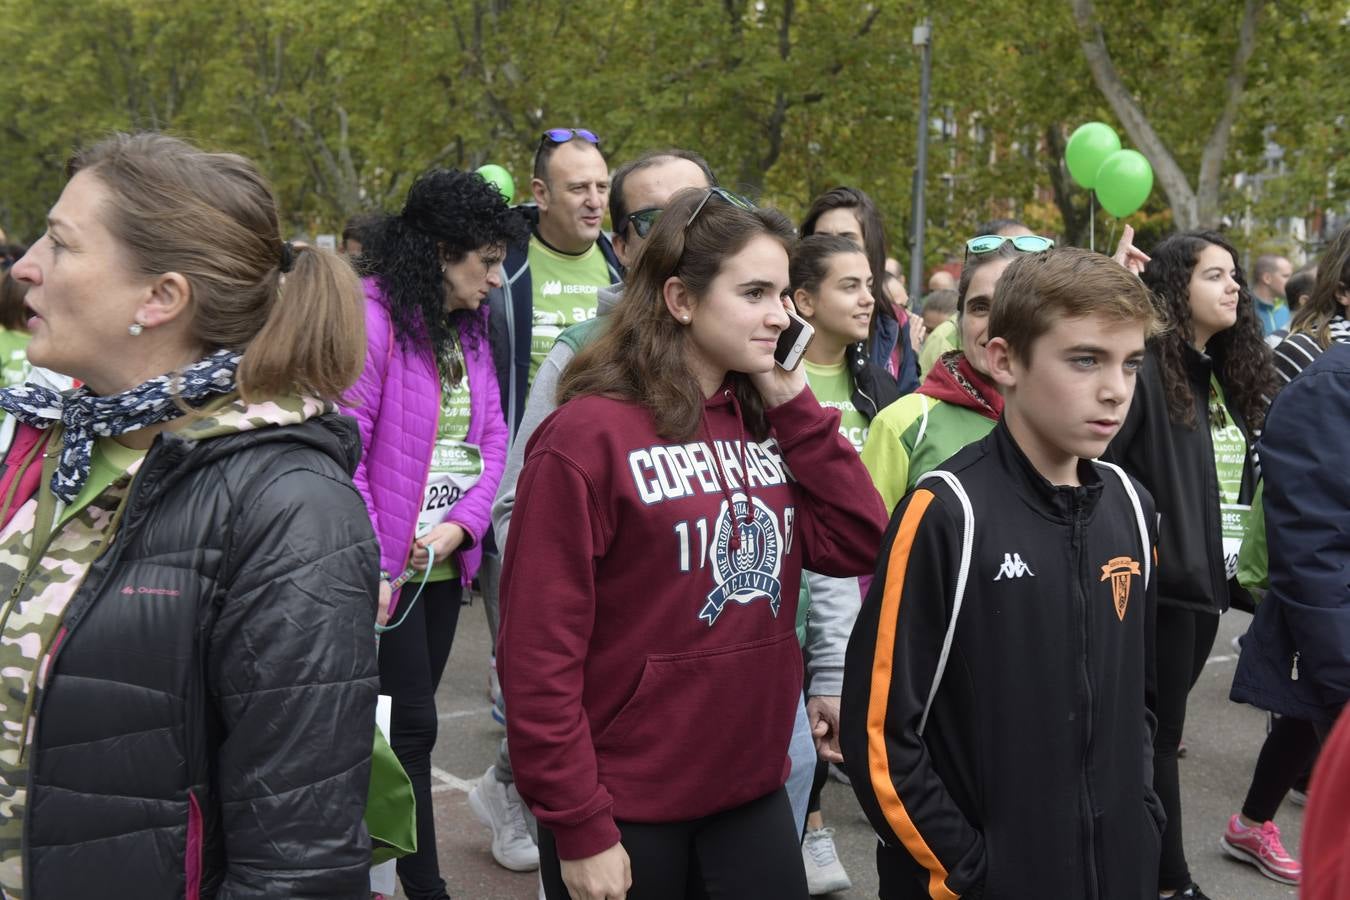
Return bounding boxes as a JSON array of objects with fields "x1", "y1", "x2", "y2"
[{"x1": 24, "y1": 413, "x2": 379, "y2": 898}]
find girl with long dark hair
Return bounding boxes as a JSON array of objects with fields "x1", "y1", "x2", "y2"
[
  {"x1": 787, "y1": 233, "x2": 900, "y2": 893},
  {"x1": 801, "y1": 187, "x2": 920, "y2": 393},
  {"x1": 499, "y1": 187, "x2": 887, "y2": 900},
  {"x1": 345, "y1": 169, "x2": 524, "y2": 900},
  {"x1": 1107, "y1": 231, "x2": 1276, "y2": 900}
]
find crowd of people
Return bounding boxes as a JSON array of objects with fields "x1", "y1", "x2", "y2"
[{"x1": 0, "y1": 127, "x2": 1345, "y2": 900}]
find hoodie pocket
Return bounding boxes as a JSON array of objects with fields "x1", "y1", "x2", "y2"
[{"x1": 593, "y1": 629, "x2": 802, "y2": 818}]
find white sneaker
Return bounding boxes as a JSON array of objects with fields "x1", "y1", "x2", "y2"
[
  {"x1": 802, "y1": 826, "x2": 851, "y2": 895},
  {"x1": 538, "y1": 872, "x2": 547, "y2": 900},
  {"x1": 468, "y1": 765, "x2": 540, "y2": 871}
]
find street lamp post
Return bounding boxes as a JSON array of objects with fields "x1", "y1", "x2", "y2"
[{"x1": 909, "y1": 19, "x2": 933, "y2": 301}]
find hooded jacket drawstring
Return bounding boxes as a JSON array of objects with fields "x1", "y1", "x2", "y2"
[{"x1": 700, "y1": 387, "x2": 751, "y2": 552}]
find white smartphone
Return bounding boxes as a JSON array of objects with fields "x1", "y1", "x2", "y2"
[{"x1": 775, "y1": 309, "x2": 815, "y2": 371}]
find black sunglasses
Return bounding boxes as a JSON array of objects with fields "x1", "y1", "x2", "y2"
[
  {"x1": 620, "y1": 207, "x2": 662, "y2": 239},
  {"x1": 540, "y1": 128, "x2": 600, "y2": 148}
]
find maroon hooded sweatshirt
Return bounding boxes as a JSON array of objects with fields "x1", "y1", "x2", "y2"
[{"x1": 498, "y1": 384, "x2": 887, "y2": 860}]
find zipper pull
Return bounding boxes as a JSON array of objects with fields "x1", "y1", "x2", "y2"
[{"x1": 1291, "y1": 651, "x2": 1301, "y2": 681}]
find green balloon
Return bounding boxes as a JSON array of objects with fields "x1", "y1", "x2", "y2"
[
  {"x1": 1094, "y1": 150, "x2": 1154, "y2": 218},
  {"x1": 476, "y1": 164, "x2": 515, "y2": 203},
  {"x1": 1065, "y1": 122, "x2": 1121, "y2": 189}
]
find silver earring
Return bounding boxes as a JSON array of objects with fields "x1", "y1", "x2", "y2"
[
  {"x1": 681, "y1": 315, "x2": 690, "y2": 322},
  {"x1": 128, "y1": 323, "x2": 144, "y2": 336}
]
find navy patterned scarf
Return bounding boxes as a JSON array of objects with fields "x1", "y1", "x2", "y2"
[{"x1": 0, "y1": 349, "x2": 241, "y2": 503}]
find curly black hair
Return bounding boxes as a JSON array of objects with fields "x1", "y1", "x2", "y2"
[
  {"x1": 1142, "y1": 231, "x2": 1275, "y2": 431},
  {"x1": 360, "y1": 169, "x2": 527, "y2": 381}
]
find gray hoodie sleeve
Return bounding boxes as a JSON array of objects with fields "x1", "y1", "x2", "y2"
[
  {"x1": 494, "y1": 283, "x2": 624, "y2": 550},
  {"x1": 492, "y1": 341, "x2": 576, "y2": 550},
  {"x1": 803, "y1": 570, "x2": 862, "y2": 697}
]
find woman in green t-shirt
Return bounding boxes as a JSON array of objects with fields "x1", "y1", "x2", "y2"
[
  {"x1": 790, "y1": 234, "x2": 901, "y2": 450},
  {"x1": 1106, "y1": 231, "x2": 1277, "y2": 897},
  {"x1": 787, "y1": 233, "x2": 900, "y2": 892}
]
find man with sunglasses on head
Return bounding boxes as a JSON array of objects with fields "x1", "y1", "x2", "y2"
[
  {"x1": 472, "y1": 147, "x2": 714, "y2": 879},
  {"x1": 488, "y1": 128, "x2": 621, "y2": 437},
  {"x1": 491, "y1": 148, "x2": 715, "y2": 550},
  {"x1": 474, "y1": 128, "x2": 620, "y2": 880},
  {"x1": 918, "y1": 220, "x2": 1035, "y2": 378}
]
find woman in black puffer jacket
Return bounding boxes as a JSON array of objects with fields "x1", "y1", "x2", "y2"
[{"x1": 0, "y1": 133, "x2": 379, "y2": 899}]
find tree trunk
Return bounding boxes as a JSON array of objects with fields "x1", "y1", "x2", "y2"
[
  {"x1": 1044, "y1": 124, "x2": 1091, "y2": 247},
  {"x1": 1068, "y1": 0, "x2": 1265, "y2": 230}
]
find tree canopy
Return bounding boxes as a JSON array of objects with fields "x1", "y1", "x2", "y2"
[{"x1": 1, "y1": 0, "x2": 1344, "y2": 266}]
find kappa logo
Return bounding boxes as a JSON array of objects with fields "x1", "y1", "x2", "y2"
[
  {"x1": 1099, "y1": 556, "x2": 1141, "y2": 621},
  {"x1": 993, "y1": 552, "x2": 1035, "y2": 581},
  {"x1": 540, "y1": 279, "x2": 563, "y2": 297}
]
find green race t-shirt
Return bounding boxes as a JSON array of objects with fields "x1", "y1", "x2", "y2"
[
  {"x1": 419, "y1": 354, "x2": 482, "y2": 583},
  {"x1": 918, "y1": 318, "x2": 961, "y2": 377},
  {"x1": 1210, "y1": 375, "x2": 1249, "y2": 580},
  {"x1": 527, "y1": 235, "x2": 610, "y2": 385},
  {"x1": 804, "y1": 359, "x2": 869, "y2": 453},
  {"x1": 0, "y1": 329, "x2": 31, "y2": 429},
  {"x1": 0, "y1": 330, "x2": 29, "y2": 389}
]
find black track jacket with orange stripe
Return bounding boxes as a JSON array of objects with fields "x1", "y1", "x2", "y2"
[{"x1": 840, "y1": 422, "x2": 1164, "y2": 900}]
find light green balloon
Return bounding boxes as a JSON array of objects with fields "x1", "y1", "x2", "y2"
[
  {"x1": 1095, "y1": 150, "x2": 1154, "y2": 218},
  {"x1": 475, "y1": 164, "x2": 515, "y2": 203},
  {"x1": 1065, "y1": 122, "x2": 1122, "y2": 190}
]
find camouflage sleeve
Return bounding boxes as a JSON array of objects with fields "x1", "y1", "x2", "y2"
[{"x1": 208, "y1": 455, "x2": 379, "y2": 899}]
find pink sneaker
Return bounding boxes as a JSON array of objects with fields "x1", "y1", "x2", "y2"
[{"x1": 1221, "y1": 815, "x2": 1301, "y2": 884}]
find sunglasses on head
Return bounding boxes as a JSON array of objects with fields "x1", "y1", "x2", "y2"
[
  {"x1": 540, "y1": 127, "x2": 600, "y2": 147},
  {"x1": 621, "y1": 207, "x2": 662, "y2": 239},
  {"x1": 685, "y1": 187, "x2": 755, "y2": 229},
  {"x1": 964, "y1": 234, "x2": 1055, "y2": 259}
]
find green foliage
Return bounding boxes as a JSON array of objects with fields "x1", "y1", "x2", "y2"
[{"x1": 0, "y1": 0, "x2": 1344, "y2": 270}]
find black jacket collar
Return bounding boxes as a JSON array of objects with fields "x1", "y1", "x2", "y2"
[{"x1": 990, "y1": 418, "x2": 1104, "y2": 523}]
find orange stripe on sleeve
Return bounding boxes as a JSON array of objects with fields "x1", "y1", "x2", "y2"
[{"x1": 865, "y1": 488, "x2": 960, "y2": 900}]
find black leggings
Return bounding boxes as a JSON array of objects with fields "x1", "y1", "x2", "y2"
[
  {"x1": 807, "y1": 759, "x2": 828, "y2": 818},
  {"x1": 1152, "y1": 605, "x2": 1220, "y2": 892},
  {"x1": 1241, "y1": 715, "x2": 1325, "y2": 822},
  {"x1": 539, "y1": 789, "x2": 808, "y2": 900},
  {"x1": 379, "y1": 578, "x2": 464, "y2": 900}
]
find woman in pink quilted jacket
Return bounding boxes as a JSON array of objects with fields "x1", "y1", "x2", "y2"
[{"x1": 343, "y1": 169, "x2": 525, "y2": 900}]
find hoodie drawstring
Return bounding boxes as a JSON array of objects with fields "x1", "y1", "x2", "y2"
[{"x1": 701, "y1": 388, "x2": 751, "y2": 552}]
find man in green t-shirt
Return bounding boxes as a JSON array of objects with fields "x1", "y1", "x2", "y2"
[{"x1": 488, "y1": 129, "x2": 622, "y2": 436}]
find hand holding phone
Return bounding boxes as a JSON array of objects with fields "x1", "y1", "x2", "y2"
[
  {"x1": 751, "y1": 302, "x2": 811, "y2": 408},
  {"x1": 774, "y1": 308, "x2": 815, "y2": 371}
]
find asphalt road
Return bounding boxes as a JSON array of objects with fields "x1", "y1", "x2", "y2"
[{"x1": 413, "y1": 600, "x2": 1302, "y2": 900}]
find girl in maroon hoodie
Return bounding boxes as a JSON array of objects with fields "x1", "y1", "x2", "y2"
[{"x1": 498, "y1": 187, "x2": 887, "y2": 900}]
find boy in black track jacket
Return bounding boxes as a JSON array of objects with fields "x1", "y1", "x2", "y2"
[{"x1": 841, "y1": 248, "x2": 1166, "y2": 900}]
